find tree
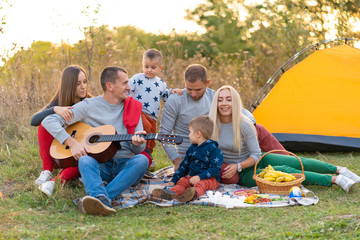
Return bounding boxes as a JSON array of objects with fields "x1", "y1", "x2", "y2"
[
  {"x1": 243, "y1": 0, "x2": 360, "y2": 84},
  {"x1": 244, "y1": 0, "x2": 360, "y2": 43},
  {"x1": 185, "y1": 0, "x2": 249, "y2": 56}
]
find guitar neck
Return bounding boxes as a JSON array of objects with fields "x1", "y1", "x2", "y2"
[{"x1": 98, "y1": 133, "x2": 158, "y2": 142}]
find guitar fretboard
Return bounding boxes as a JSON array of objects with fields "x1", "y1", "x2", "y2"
[{"x1": 98, "y1": 133, "x2": 158, "y2": 142}]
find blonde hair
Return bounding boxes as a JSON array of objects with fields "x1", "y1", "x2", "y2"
[
  {"x1": 189, "y1": 115, "x2": 214, "y2": 140},
  {"x1": 209, "y1": 86, "x2": 244, "y2": 154}
]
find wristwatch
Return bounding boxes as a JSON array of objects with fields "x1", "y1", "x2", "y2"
[{"x1": 237, "y1": 163, "x2": 242, "y2": 172}]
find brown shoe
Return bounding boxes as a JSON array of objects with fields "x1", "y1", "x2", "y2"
[
  {"x1": 82, "y1": 196, "x2": 116, "y2": 216},
  {"x1": 77, "y1": 197, "x2": 87, "y2": 214},
  {"x1": 151, "y1": 188, "x2": 179, "y2": 200},
  {"x1": 178, "y1": 187, "x2": 197, "y2": 203}
]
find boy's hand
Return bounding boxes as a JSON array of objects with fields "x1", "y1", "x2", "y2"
[
  {"x1": 161, "y1": 182, "x2": 175, "y2": 187},
  {"x1": 189, "y1": 176, "x2": 200, "y2": 185},
  {"x1": 171, "y1": 88, "x2": 183, "y2": 95}
]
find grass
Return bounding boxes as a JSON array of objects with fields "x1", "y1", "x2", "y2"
[{"x1": 1, "y1": 128, "x2": 360, "y2": 239}]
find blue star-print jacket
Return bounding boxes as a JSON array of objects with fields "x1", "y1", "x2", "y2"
[{"x1": 171, "y1": 140, "x2": 223, "y2": 184}]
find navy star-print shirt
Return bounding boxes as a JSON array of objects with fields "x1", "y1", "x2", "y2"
[
  {"x1": 171, "y1": 139, "x2": 224, "y2": 184},
  {"x1": 129, "y1": 73, "x2": 171, "y2": 121}
]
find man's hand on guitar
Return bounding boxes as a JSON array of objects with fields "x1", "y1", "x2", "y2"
[
  {"x1": 132, "y1": 131, "x2": 147, "y2": 146},
  {"x1": 64, "y1": 137, "x2": 90, "y2": 160}
]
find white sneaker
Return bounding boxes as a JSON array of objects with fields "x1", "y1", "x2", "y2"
[
  {"x1": 35, "y1": 170, "x2": 52, "y2": 185},
  {"x1": 335, "y1": 174, "x2": 356, "y2": 193},
  {"x1": 339, "y1": 167, "x2": 360, "y2": 183},
  {"x1": 38, "y1": 181, "x2": 55, "y2": 196}
]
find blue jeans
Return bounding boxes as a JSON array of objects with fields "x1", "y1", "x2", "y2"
[{"x1": 78, "y1": 154, "x2": 148, "y2": 201}]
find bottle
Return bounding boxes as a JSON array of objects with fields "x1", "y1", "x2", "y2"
[{"x1": 289, "y1": 186, "x2": 302, "y2": 198}]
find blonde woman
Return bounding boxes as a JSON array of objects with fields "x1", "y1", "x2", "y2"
[
  {"x1": 31, "y1": 65, "x2": 92, "y2": 196},
  {"x1": 209, "y1": 86, "x2": 360, "y2": 192}
]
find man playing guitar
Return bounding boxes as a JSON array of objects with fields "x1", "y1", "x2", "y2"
[{"x1": 42, "y1": 66, "x2": 148, "y2": 216}]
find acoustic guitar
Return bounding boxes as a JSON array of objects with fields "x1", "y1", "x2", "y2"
[{"x1": 50, "y1": 122, "x2": 183, "y2": 168}]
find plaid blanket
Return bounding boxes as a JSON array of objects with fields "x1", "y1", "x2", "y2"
[{"x1": 109, "y1": 166, "x2": 319, "y2": 209}]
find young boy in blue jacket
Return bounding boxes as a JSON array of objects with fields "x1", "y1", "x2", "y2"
[{"x1": 152, "y1": 116, "x2": 223, "y2": 202}]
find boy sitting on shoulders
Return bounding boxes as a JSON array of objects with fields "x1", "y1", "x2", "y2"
[{"x1": 129, "y1": 49, "x2": 181, "y2": 167}]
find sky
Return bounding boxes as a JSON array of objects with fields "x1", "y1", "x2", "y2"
[
  {"x1": 1, "y1": 0, "x2": 359, "y2": 58},
  {"x1": 0, "y1": 0, "x2": 206, "y2": 55}
]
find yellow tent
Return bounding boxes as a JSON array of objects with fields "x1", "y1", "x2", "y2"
[{"x1": 253, "y1": 44, "x2": 360, "y2": 151}]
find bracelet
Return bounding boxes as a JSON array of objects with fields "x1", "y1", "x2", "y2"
[{"x1": 237, "y1": 163, "x2": 242, "y2": 172}]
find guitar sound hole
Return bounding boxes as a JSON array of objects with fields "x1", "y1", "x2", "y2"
[{"x1": 89, "y1": 135, "x2": 100, "y2": 143}]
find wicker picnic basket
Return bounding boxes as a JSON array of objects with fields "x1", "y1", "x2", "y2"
[{"x1": 253, "y1": 150, "x2": 305, "y2": 195}]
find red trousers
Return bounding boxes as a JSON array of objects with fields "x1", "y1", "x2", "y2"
[
  {"x1": 141, "y1": 112, "x2": 157, "y2": 154},
  {"x1": 170, "y1": 176, "x2": 220, "y2": 197},
  {"x1": 38, "y1": 124, "x2": 80, "y2": 183}
]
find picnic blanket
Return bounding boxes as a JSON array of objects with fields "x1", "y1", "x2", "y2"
[{"x1": 109, "y1": 166, "x2": 319, "y2": 209}]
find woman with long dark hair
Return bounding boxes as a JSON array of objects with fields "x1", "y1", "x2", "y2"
[{"x1": 31, "y1": 65, "x2": 92, "y2": 196}]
